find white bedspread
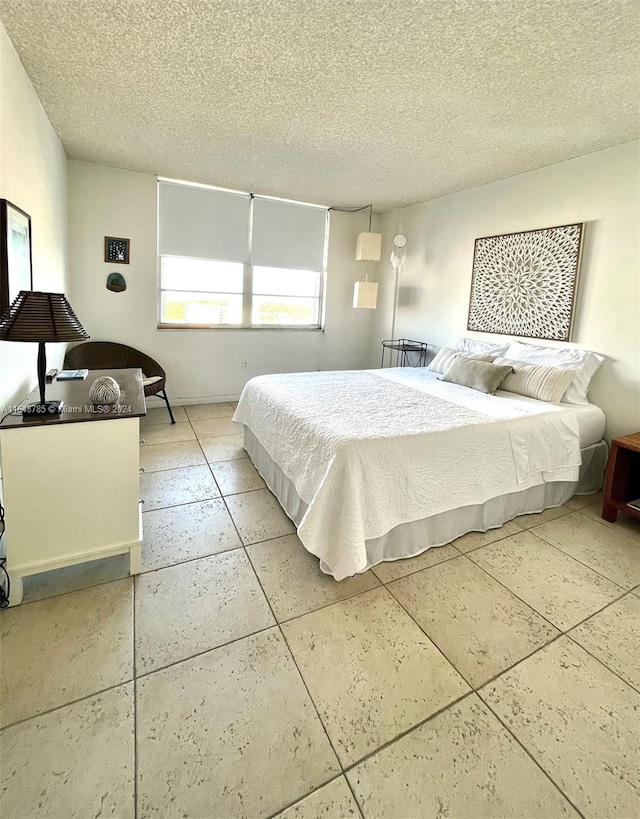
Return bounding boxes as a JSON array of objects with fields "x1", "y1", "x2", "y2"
[{"x1": 234, "y1": 368, "x2": 582, "y2": 580}]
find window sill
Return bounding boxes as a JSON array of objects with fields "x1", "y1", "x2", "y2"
[{"x1": 157, "y1": 323, "x2": 324, "y2": 332}]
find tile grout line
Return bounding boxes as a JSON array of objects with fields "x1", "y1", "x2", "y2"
[
  {"x1": 1, "y1": 676, "x2": 136, "y2": 732},
  {"x1": 243, "y1": 533, "x2": 363, "y2": 816},
  {"x1": 277, "y1": 622, "x2": 346, "y2": 774},
  {"x1": 526, "y1": 524, "x2": 640, "y2": 589},
  {"x1": 240, "y1": 545, "x2": 278, "y2": 623},
  {"x1": 275, "y1": 584, "x2": 382, "y2": 627},
  {"x1": 5, "y1": 458, "x2": 630, "y2": 818},
  {"x1": 138, "y1": 543, "x2": 244, "y2": 577},
  {"x1": 134, "y1": 622, "x2": 278, "y2": 681},
  {"x1": 142, "y1": 484, "x2": 266, "y2": 515},
  {"x1": 466, "y1": 631, "x2": 567, "y2": 694},
  {"x1": 395, "y1": 553, "x2": 569, "y2": 687},
  {"x1": 377, "y1": 549, "x2": 632, "y2": 816},
  {"x1": 559, "y1": 586, "x2": 633, "y2": 634},
  {"x1": 262, "y1": 772, "x2": 368, "y2": 819},
  {"x1": 188, "y1": 410, "x2": 224, "y2": 490},
  {"x1": 6, "y1": 575, "x2": 633, "y2": 736},
  {"x1": 262, "y1": 773, "x2": 346, "y2": 819},
  {"x1": 140, "y1": 453, "x2": 248, "y2": 476},
  {"x1": 270, "y1": 583, "x2": 562, "y2": 810},
  {"x1": 512, "y1": 507, "x2": 573, "y2": 529},
  {"x1": 563, "y1": 627, "x2": 640, "y2": 695},
  {"x1": 2, "y1": 623, "x2": 278, "y2": 733},
  {"x1": 13, "y1": 572, "x2": 132, "y2": 610},
  {"x1": 242, "y1": 545, "x2": 347, "y2": 777},
  {"x1": 454, "y1": 523, "x2": 527, "y2": 555},
  {"x1": 342, "y1": 773, "x2": 367, "y2": 819},
  {"x1": 575, "y1": 505, "x2": 640, "y2": 545},
  {"x1": 462, "y1": 545, "x2": 626, "y2": 632},
  {"x1": 370, "y1": 546, "x2": 463, "y2": 584},
  {"x1": 13, "y1": 503, "x2": 291, "y2": 610},
  {"x1": 475, "y1": 691, "x2": 588, "y2": 819},
  {"x1": 379, "y1": 547, "x2": 635, "y2": 695},
  {"x1": 267, "y1": 626, "x2": 582, "y2": 815},
  {"x1": 376, "y1": 584, "x2": 477, "y2": 692},
  {"x1": 141, "y1": 406, "x2": 235, "y2": 510},
  {"x1": 341, "y1": 689, "x2": 473, "y2": 774},
  {"x1": 458, "y1": 550, "x2": 584, "y2": 632},
  {"x1": 4, "y1": 434, "x2": 274, "y2": 727},
  {"x1": 20, "y1": 459, "x2": 255, "y2": 608},
  {"x1": 374, "y1": 561, "x2": 640, "y2": 786},
  {"x1": 132, "y1": 533, "x2": 620, "y2": 817}
]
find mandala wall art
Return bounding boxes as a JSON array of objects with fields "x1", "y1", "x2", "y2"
[{"x1": 467, "y1": 223, "x2": 584, "y2": 341}]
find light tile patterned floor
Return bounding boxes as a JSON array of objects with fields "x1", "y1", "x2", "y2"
[{"x1": 1, "y1": 406, "x2": 639, "y2": 819}]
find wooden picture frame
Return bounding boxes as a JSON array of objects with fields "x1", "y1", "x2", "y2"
[
  {"x1": 0, "y1": 200, "x2": 33, "y2": 316},
  {"x1": 104, "y1": 236, "x2": 130, "y2": 264},
  {"x1": 467, "y1": 222, "x2": 584, "y2": 342}
]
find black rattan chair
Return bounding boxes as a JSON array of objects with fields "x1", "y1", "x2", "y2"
[{"x1": 64, "y1": 341, "x2": 176, "y2": 423}]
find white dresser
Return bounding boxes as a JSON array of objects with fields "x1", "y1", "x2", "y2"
[{"x1": 0, "y1": 368, "x2": 145, "y2": 605}]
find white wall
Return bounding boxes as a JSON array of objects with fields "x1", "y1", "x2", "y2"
[
  {"x1": 373, "y1": 142, "x2": 640, "y2": 441},
  {"x1": 68, "y1": 160, "x2": 379, "y2": 403},
  {"x1": 0, "y1": 21, "x2": 69, "y2": 413}
]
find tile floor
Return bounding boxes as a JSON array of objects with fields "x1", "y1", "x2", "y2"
[{"x1": 1, "y1": 401, "x2": 639, "y2": 818}]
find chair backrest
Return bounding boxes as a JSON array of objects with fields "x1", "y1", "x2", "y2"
[{"x1": 64, "y1": 341, "x2": 165, "y2": 379}]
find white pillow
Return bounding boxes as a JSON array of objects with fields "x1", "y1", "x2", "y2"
[
  {"x1": 494, "y1": 358, "x2": 575, "y2": 404},
  {"x1": 449, "y1": 336, "x2": 510, "y2": 356},
  {"x1": 504, "y1": 341, "x2": 604, "y2": 404},
  {"x1": 142, "y1": 375, "x2": 163, "y2": 387},
  {"x1": 428, "y1": 347, "x2": 495, "y2": 374}
]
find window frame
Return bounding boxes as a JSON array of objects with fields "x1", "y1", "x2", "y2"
[{"x1": 157, "y1": 184, "x2": 328, "y2": 331}]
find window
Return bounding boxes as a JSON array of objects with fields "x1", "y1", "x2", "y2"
[
  {"x1": 158, "y1": 180, "x2": 327, "y2": 328},
  {"x1": 160, "y1": 257, "x2": 244, "y2": 325}
]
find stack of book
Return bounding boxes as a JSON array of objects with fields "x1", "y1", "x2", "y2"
[{"x1": 56, "y1": 369, "x2": 89, "y2": 381}]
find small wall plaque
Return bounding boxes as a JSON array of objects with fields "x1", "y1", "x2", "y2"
[
  {"x1": 104, "y1": 236, "x2": 130, "y2": 264},
  {"x1": 106, "y1": 272, "x2": 127, "y2": 292}
]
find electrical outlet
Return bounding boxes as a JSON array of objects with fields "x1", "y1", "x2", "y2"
[{"x1": 242, "y1": 361, "x2": 249, "y2": 370}]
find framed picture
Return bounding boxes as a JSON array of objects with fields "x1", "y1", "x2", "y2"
[
  {"x1": 104, "y1": 236, "x2": 130, "y2": 264},
  {"x1": 467, "y1": 222, "x2": 584, "y2": 342},
  {"x1": 0, "y1": 200, "x2": 33, "y2": 315}
]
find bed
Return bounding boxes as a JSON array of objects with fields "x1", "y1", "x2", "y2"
[{"x1": 233, "y1": 363, "x2": 606, "y2": 580}]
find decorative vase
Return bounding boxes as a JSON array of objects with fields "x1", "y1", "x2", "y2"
[{"x1": 89, "y1": 376, "x2": 121, "y2": 405}]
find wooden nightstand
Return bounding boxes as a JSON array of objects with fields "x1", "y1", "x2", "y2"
[{"x1": 602, "y1": 432, "x2": 640, "y2": 523}]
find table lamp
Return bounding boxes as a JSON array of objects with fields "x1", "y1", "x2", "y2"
[{"x1": 0, "y1": 291, "x2": 90, "y2": 417}]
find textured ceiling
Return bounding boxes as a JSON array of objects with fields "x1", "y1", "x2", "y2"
[{"x1": 1, "y1": 0, "x2": 639, "y2": 209}]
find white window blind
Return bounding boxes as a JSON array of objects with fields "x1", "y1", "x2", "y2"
[
  {"x1": 158, "y1": 181, "x2": 250, "y2": 262},
  {"x1": 252, "y1": 197, "x2": 327, "y2": 271},
  {"x1": 158, "y1": 180, "x2": 327, "y2": 329}
]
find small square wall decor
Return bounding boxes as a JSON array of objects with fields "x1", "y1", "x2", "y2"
[
  {"x1": 104, "y1": 236, "x2": 130, "y2": 264},
  {"x1": 467, "y1": 222, "x2": 584, "y2": 342}
]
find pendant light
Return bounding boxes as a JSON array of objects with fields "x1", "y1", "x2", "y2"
[
  {"x1": 355, "y1": 204, "x2": 382, "y2": 261},
  {"x1": 353, "y1": 205, "x2": 380, "y2": 309}
]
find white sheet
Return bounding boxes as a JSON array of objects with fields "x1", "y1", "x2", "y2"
[
  {"x1": 234, "y1": 368, "x2": 583, "y2": 580},
  {"x1": 499, "y1": 395, "x2": 605, "y2": 447}
]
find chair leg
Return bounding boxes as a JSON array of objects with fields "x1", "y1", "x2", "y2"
[{"x1": 160, "y1": 389, "x2": 176, "y2": 424}]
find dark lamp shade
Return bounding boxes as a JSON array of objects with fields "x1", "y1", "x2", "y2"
[{"x1": 0, "y1": 291, "x2": 89, "y2": 343}]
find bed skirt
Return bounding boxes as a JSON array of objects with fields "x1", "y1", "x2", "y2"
[{"x1": 242, "y1": 427, "x2": 608, "y2": 577}]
